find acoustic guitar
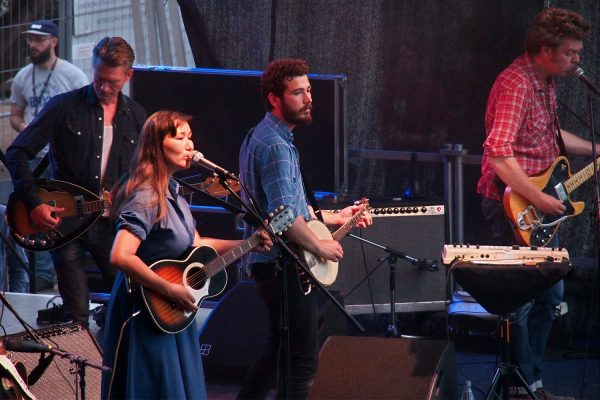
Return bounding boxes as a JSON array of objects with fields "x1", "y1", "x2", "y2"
[{"x1": 140, "y1": 206, "x2": 294, "y2": 333}]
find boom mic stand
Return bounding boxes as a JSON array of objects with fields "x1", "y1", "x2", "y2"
[
  {"x1": 584, "y1": 90, "x2": 600, "y2": 358},
  {"x1": 345, "y1": 233, "x2": 438, "y2": 337},
  {"x1": 213, "y1": 171, "x2": 366, "y2": 398}
]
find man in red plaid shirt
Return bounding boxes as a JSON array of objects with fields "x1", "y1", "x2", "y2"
[{"x1": 477, "y1": 7, "x2": 596, "y2": 400}]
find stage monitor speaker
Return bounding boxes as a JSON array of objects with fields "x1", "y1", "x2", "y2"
[
  {"x1": 5, "y1": 323, "x2": 103, "y2": 400},
  {"x1": 199, "y1": 282, "x2": 348, "y2": 382},
  {"x1": 309, "y1": 336, "x2": 457, "y2": 400},
  {"x1": 331, "y1": 204, "x2": 447, "y2": 313}
]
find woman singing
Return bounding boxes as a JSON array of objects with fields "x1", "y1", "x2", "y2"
[{"x1": 101, "y1": 110, "x2": 272, "y2": 399}]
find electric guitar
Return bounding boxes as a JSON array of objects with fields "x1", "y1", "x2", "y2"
[
  {"x1": 296, "y1": 198, "x2": 369, "y2": 294},
  {"x1": 503, "y1": 155, "x2": 599, "y2": 247},
  {"x1": 140, "y1": 206, "x2": 294, "y2": 334},
  {"x1": 6, "y1": 180, "x2": 110, "y2": 251}
]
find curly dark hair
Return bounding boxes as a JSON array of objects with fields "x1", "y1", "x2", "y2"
[
  {"x1": 93, "y1": 37, "x2": 135, "y2": 69},
  {"x1": 260, "y1": 58, "x2": 309, "y2": 111},
  {"x1": 525, "y1": 7, "x2": 590, "y2": 55}
]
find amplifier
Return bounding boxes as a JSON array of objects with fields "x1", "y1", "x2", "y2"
[
  {"x1": 5, "y1": 323, "x2": 102, "y2": 400},
  {"x1": 329, "y1": 204, "x2": 448, "y2": 313}
]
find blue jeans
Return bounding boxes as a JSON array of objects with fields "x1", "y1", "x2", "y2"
[
  {"x1": 51, "y1": 217, "x2": 116, "y2": 324},
  {"x1": 508, "y1": 280, "x2": 563, "y2": 385},
  {"x1": 0, "y1": 205, "x2": 29, "y2": 292},
  {"x1": 481, "y1": 196, "x2": 563, "y2": 386}
]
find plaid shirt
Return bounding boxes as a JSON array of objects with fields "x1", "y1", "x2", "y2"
[
  {"x1": 239, "y1": 112, "x2": 311, "y2": 268},
  {"x1": 477, "y1": 53, "x2": 560, "y2": 201}
]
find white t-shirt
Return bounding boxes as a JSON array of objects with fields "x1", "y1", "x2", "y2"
[{"x1": 10, "y1": 59, "x2": 89, "y2": 124}]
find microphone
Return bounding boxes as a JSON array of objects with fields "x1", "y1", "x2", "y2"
[
  {"x1": 189, "y1": 150, "x2": 239, "y2": 181},
  {"x1": 417, "y1": 258, "x2": 440, "y2": 272},
  {"x1": 572, "y1": 67, "x2": 600, "y2": 96},
  {"x1": 4, "y1": 338, "x2": 52, "y2": 353}
]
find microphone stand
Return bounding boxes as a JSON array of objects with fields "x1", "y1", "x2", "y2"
[
  {"x1": 584, "y1": 92, "x2": 600, "y2": 364},
  {"x1": 216, "y1": 171, "x2": 366, "y2": 398},
  {"x1": 345, "y1": 233, "x2": 438, "y2": 337},
  {"x1": 45, "y1": 346, "x2": 110, "y2": 400}
]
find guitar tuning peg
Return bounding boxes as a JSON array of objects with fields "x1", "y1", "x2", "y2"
[
  {"x1": 278, "y1": 205, "x2": 284, "y2": 210},
  {"x1": 269, "y1": 212, "x2": 274, "y2": 218}
]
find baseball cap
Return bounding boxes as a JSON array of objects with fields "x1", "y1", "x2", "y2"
[{"x1": 22, "y1": 19, "x2": 58, "y2": 37}]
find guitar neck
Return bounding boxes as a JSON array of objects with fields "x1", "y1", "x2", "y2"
[
  {"x1": 202, "y1": 234, "x2": 259, "y2": 278},
  {"x1": 331, "y1": 207, "x2": 364, "y2": 242},
  {"x1": 564, "y1": 156, "x2": 600, "y2": 193}
]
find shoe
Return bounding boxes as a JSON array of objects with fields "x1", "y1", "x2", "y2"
[
  {"x1": 534, "y1": 388, "x2": 574, "y2": 400},
  {"x1": 510, "y1": 394, "x2": 532, "y2": 400},
  {"x1": 92, "y1": 305, "x2": 106, "y2": 328},
  {"x1": 509, "y1": 386, "x2": 532, "y2": 400},
  {"x1": 36, "y1": 304, "x2": 68, "y2": 324}
]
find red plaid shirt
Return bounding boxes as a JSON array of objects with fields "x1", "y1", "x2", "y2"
[{"x1": 477, "y1": 53, "x2": 560, "y2": 201}]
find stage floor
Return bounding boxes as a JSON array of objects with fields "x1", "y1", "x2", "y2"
[{"x1": 0, "y1": 292, "x2": 597, "y2": 400}]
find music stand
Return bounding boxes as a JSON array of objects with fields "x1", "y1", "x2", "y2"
[{"x1": 450, "y1": 260, "x2": 571, "y2": 400}]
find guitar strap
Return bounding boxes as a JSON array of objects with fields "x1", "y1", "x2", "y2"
[
  {"x1": 553, "y1": 110, "x2": 567, "y2": 157},
  {"x1": 32, "y1": 153, "x2": 49, "y2": 179},
  {"x1": 301, "y1": 170, "x2": 324, "y2": 223}
]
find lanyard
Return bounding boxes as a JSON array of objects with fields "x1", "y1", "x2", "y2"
[{"x1": 31, "y1": 57, "x2": 58, "y2": 116}]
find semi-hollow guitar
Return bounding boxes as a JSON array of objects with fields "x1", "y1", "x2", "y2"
[{"x1": 6, "y1": 180, "x2": 110, "y2": 251}]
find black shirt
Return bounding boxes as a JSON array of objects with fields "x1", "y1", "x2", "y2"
[{"x1": 6, "y1": 84, "x2": 147, "y2": 210}]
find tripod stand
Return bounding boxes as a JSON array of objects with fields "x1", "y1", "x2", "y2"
[
  {"x1": 485, "y1": 316, "x2": 536, "y2": 400},
  {"x1": 345, "y1": 233, "x2": 438, "y2": 337},
  {"x1": 450, "y1": 259, "x2": 571, "y2": 400}
]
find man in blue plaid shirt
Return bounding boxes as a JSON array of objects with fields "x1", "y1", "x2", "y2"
[{"x1": 238, "y1": 58, "x2": 371, "y2": 399}]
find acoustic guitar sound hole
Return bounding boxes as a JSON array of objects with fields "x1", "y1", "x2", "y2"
[{"x1": 186, "y1": 266, "x2": 207, "y2": 290}]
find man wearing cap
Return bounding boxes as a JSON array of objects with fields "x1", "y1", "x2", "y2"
[
  {"x1": 10, "y1": 19, "x2": 88, "y2": 133},
  {"x1": 6, "y1": 20, "x2": 87, "y2": 293}
]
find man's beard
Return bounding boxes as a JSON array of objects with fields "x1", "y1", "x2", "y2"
[
  {"x1": 281, "y1": 101, "x2": 313, "y2": 126},
  {"x1": 30, "y1": 46, "x2": 51, "y2": 65}
]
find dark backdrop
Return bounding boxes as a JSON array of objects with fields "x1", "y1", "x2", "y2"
[{"x1": 176, "y1": 0, "x2": 600, "y2": 257}]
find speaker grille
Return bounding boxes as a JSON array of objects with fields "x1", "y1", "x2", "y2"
[
  {"x1": 309, "y1": 336, "x2": 457, "y2": 400},
  {"x1": 6, "y1": 323, "x2": 103, "y2": 400},
  {"x1": 331, "y1": 205, "x2": 448, "y2": 313}
]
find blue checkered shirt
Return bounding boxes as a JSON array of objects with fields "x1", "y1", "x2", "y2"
[{"x1": 239, "y1": 113, "x2": 311, "y2": 269}]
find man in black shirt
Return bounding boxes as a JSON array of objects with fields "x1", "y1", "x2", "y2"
[{"x1": 6, "y1": 37, "x2": 146, "y2": 325}]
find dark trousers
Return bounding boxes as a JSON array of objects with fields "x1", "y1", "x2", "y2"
[
  {"x1": 51, "y1": 217, "x2": 117, "y2": 325},
  {"x1": 237, "y1": 260, "x2": 319, "y2": 400},
  {"x1": 480, "y1": 196, "x2": 563, "y2": 387}
]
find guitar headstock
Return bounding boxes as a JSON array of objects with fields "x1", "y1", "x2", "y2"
[
  {"x1": 356, "y1": 197, "x2": 370, "y2": 211},
  {"x1": 268, "y1": 206, "x2": 295, "y2": 235}
]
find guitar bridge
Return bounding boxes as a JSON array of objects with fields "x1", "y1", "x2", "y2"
[{"x1": 516, "y1": 206, "x2": 541, "y2": 230}]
